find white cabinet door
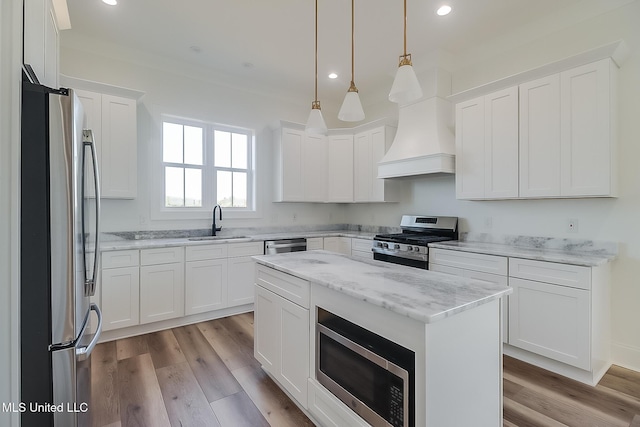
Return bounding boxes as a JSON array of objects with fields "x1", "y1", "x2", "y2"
[
  {"x1": 519, "y1": 74, "x2": 561, "y2": 197},
  {"x1": 560, "y1": 58, "x2": 613, "y2": 197},
  {"x1": 101, "y1": 95, "x2": 137, "y2": 199},
  {"x1": 140, "y1": 263, "x2": 185, "y2": 324},
  {"x1": 24, "y1": 0, "x2": 59, "y2": 88},
  {"x1": 303, "y1": 133, "x2": 328, "y2": 202},
  {"x1": 278, "y1": 294, "x2": 310, "y2": 407},
  {"x1": 306, "y1": 237, "x2": 324, "y2": 250},
  {"x1": 279, "y1": 128, "x2": 304, "y2": 202},
  {"x1": 455, "y1": 96, "x2": 485, "y2": 199},
  {"x1": 484, "y1": 87, "x2": 519, "y2": 199},
  {"x1": 327, "y1": 135, "x2": 354, "y2": 202},
  {"x1": 353, "y1": 131, "x2": 372, "y2": 202},
  {"x1": 254, "y1": 284, "x2": 279, "y2": 372},
  {"x1": 323, "y1": 237, "x2": 351, "y2": 255},
  {"x1": 185, "y1": 259, "x2": 227, "y2": 315},
  {"x1": 227, "y1": 255, "x2": 256, "y2": 307},
  {"x1": 101, "y1": 266, "x2": 139, "y2": 331},
  {"x1": 509, "y1": 277, "x2": 590, "y2": 370}
]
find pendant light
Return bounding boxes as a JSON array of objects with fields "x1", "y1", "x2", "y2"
[
  {"x1": 305, "y1": 0, "x2": 328, "y2": 135},
  {"x1": 338, "y1": 0, "x2": 365, "y2": 122},
  {"x1": 389, "y1": 0, "x2": 423, "y2": 104}
]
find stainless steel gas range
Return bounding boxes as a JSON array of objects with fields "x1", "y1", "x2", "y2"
[{"x1": 372, "y1": 215, "x2": 458, "y2": 269}]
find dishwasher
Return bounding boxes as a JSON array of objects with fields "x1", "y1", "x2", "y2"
[{"x1": 264, "y1": 238, "x2": 307, "y2": 254}]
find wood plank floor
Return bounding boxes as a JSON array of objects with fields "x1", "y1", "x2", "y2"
[{"x1": 90, "y1": 312, "x2": 640, "y2": 427}]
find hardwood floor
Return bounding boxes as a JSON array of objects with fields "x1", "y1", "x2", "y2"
[{"x1": 91, "y1": 312, "x2": 640, "y2": 427}]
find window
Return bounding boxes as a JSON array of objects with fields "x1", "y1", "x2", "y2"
[{"x1": 160, "y1": 116, "x2": 254, "y2": 215}]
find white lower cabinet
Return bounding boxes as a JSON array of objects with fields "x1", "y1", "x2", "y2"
[
  {"x1": 306, "y1": 237, "x2": 324, "y2": 250},
  {"x1": 101, "y1": 266, "x2": 140, "y2": 331},
  {"x1": 227, "y1": 255, "x2": 257, "y2": 306},
  {"x1": 509, "y1": 277, "x2": 590, "y2": 370},
  {"x1": 307, "y1": 379, "x2": 370, "y2": 427},
  {"x1": 254, "y1": 265, "x2": 309, "y2": 408},
  {"x1": 323, "y1": 237, "x2": 351, "y2": 255},
  {"x1": 140, "y1": 262, "x2": 185, "y2": 324},
  {"x1": 350, "y1": 237, "x2": 373, "y2": 259},
  {"x1": 185, "y1": 259, "x2": 227, "y2": 315}
]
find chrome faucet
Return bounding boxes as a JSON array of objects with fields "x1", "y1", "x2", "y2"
[{"x1": 212, "y1": 205, "x2": 222, "y2": 236}]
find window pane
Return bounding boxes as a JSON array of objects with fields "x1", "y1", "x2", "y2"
[
  {"x1": 184, "y1": 126, "x2": 203, "y2": 165},
  {"x1": 217, "y1": 170, "x2": 232, "y2": 207},
  {"x1": 163, "y1": 122, "x2": 183, "y2": 163},
  {"x1": 214, "y1": 130, "x2": 231, "y2": 168},
  {"x1": 165, "y1": 166, "x2": 184, "y2": 207},
  {"x1": 184, "y1": 168, "x2": 202, "y2": 207},
  {"x1": 232, "y1": 133, "x2": 248, "y2": 169},
  {"x1": 232, "y1": 172, "x2": 247, "y2": 207}
]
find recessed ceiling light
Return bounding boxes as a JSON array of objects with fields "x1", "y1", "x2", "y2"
[
  {"x1": 102, "y1": 0, "x2": 117, "y2": 5},
  {"x1": 328, "y1": 73, "x2": 338, "y2": 79},
  {"x1": 436, "y1": 5, "x2": 451, "y2": 16}
]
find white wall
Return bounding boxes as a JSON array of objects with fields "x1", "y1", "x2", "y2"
[
  {"x1": 1, "y1": 0, "x2": 23, "y2": 424},
  {"x1": 60, "y1": 38, "x2": 350, "y2": 232},
  {"x1": 347, "y1": 1, "x2": 640, "y2": 370}
]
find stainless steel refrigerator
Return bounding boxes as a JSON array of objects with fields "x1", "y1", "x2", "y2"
[{"x1": 21, "y1": 74, "x2": 103, "y2": 427}]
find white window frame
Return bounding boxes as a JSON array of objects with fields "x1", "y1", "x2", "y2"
[{"x1": 150, "y1": 114, "x2": 257, "y2": 221}]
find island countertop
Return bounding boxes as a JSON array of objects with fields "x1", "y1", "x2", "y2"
[{"x1": 253, "y1": 250, "x2": 511, "y2": 324}]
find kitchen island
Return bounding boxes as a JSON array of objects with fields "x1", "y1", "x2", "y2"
[{"x1": 253, "y1": 250, "x2": 511, "y2": 427}]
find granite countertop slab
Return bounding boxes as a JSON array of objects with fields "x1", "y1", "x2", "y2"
[
  {"x1": 429, "y1": 239, "x2": 616, "y2": 267},
  {"x1": 100, "y1": 230, "x2": 377, "y2": 252},
  {"x1": 253, "y1": 250, "x2": 511, "y2": 324}
]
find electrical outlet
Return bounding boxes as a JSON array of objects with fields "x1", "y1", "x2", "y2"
[
  {"x1": 567, "y1": 218, "x2": 579, "y2": 233},
  {"x1": 292, "y1": 212, "x2": 297, "y2": 221},
  {"x1": 484, "y1": 217, "x2": 493, "y2": 230},
  {"x1": 139, "y1": 215, "x2": 147, "y2": 225}
]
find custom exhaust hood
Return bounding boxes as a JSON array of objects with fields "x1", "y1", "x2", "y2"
[{"x1": 378, "y1": 68, "x2": 456, "y2": 179}]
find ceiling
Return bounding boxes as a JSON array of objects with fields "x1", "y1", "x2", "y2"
[{"x1": 63, "y1": 0, "x2": 599, "y2": 111}]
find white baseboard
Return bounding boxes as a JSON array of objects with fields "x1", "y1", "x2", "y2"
[{"x1": 611, "y1": 341, "x2": 640, "y2": 372}]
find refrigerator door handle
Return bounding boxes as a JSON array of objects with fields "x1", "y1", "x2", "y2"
[
  {"x1": 76, "y1": 303, "x2": 102, "y2": 361},
  {"x1": 82, "y1": 129, "x2": 101, "y2": 297}
]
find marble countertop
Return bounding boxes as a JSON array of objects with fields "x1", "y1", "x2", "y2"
[
  {"x1": 253, "y1": 250, "x2": 511, "y2": 324},
  {"x1": 100, "y1": 230, "x2": 376, "y2": 252},
  {"x1": 429, "y1": 240, "x2": 616, "y2": 267}
]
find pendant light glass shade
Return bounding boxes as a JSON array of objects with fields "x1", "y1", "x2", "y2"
[
  {"x1": 338, "y1": 0, "x2": 365, "y2": 122},
  {"x1": 306, "y1": 101, "x2": 328, "y2": 135},
  {"x1": 389, "y1": 0, "x2": 423, "y2": 104},
  {"x1": 305, "y1": 0, "x2": 327, "y2": 135},
  {"x1": 389, "y1": 56, "x2": 423, "y2": 104}
]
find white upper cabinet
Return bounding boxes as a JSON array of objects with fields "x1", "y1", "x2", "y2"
[
  {"x1": 519, "y1": 74, "x2": 561, "y2": 197},
  {"x1": 24, "y1": 0, "x2": 59, "y2": 88},
  {"x1": 276, "y1": 128, "x2": 305, "y2": 202},
  {"x1": 354, "y1": 126, "x2": 398, "y2": 202},
  {"x1": 560, "y1": 59, "x2": 616, "y2": 197},
  {"x1": 75, "y1": 89, "x2": 138, "y2": 199},
  {"x1": 327, "y1": 135, "x2": 354, "y2": 203},
  {"x1": 456, "y1": 58, "x2": 617, "y2": 200},
  {"x1": 456, "y1": 88, "x2": 518, "y2": 200},
  {"x1": 303, "y1": 133, "x2": 327, "y2": 202}
]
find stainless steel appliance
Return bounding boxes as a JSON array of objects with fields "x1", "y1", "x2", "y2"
[
  {"x1": 20, "y1": 75, "x2": 103, "y2": 427},
  {"x1": 264, "y1": 238, "x2": 307, "y2": 254},
  {"x1": 316, "y1": 308, "x2": 415, "y2": 427},
  {"x1": 372, "y1": 215, "x2": 458, "y2": 269}
]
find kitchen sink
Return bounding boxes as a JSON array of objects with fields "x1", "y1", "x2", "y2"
[{"x1": 188, "y1": 236, "x2": 249, "y2": 241}]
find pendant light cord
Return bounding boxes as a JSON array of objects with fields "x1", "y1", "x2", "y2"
[
  {"x1": 403, "y1": 0, "x2": 407, "y2": 56},
  {"x1": 314, "y1": 0, "x2": 319, "y2": 103},
  {"x1": 351, "y1": 0, "x2": 355, "y2": 84}
]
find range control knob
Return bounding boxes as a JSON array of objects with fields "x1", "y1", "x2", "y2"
[
  {"x1": 394, "y1": 244, "x2": 400, "y2": 250},
  {"x1": 407, "y1": 245, "x2": 413, "y2": 251},
  {"x1": 414, "y1": 246, "x2": 421, "y2": 252},
  {"x1": 382, "y1": 243, "x2": 389, "y2": 249},
  {"x1": 376, "y1": 241, "x2": 383, "y2": 247}
]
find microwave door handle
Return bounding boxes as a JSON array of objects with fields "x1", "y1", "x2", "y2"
[{"x1": 83, "y1": 130, "x2": 101, "y2": 297}]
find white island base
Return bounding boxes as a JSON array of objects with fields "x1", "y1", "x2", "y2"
[{"x1": 253, "y1": 253, "x2": 508, "y2": 427}]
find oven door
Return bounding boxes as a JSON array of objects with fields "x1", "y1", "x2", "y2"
[
  {"x1": 316, "y1": 324, "x2": 409, "y2": 427},
  {"x1": 372, "y1": 251, "x2": 428, "y2": 269}
]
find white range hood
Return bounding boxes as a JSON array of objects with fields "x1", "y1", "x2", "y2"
[{"x1": 378, "y1": 67, "x2": 456, "y2": 179}]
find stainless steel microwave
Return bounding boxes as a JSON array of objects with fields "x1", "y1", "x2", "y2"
[{"x1": 316, "y1": 308, "x2": 415, "y2": 427}]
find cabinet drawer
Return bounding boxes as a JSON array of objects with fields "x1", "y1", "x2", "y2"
[
  {"x1": 351, "y1": 238, "x2": 373, "y2": 252},
  {"x1": 306, "y1": 237, "x2": 324, "y2": 251},
  {"x1": 186, "y1": 244, "x2": 228, "y2": 261},
  {"x1": 140, "y1": 246, "x2": 184, "y2": 266},
  {"x1": 509, "y1": 258, "x2": 590, "y2": 290},
  {"x1": 256, "y1": 264, "x2": 309, "y2": 308},
  {"x1": 228, "y1": 241, "x2": 263, "y2": 258},
  {"x1": 430, "y1": 249, "x2": 507, "y2": 276},
  {"x1": 102, "y1": 249, "x2": 139, "y2": 269},
  {"x1": 351, "y1": 250, "x2": 373, "y2": 260}
]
